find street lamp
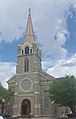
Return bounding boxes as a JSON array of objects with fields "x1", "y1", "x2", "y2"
[{"x1": 1, "y1": 99, "x2": 5, "y2": 114}]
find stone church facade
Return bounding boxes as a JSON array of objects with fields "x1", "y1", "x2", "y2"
[{"x1": 7, "y1": 10, "x2": 57, "y2": 119}]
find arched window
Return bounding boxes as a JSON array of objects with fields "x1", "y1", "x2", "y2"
[
  {"x1": 24, "y1": 57, "x2": 29, "y2": 72},
  {"x1": 25, "y1": 47, "x2": 29, "y2": 54},
  {"x1": 43, "y1": 90, "x2": 49, "y2": 108}
]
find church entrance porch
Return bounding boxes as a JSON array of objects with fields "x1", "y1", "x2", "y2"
[{"x1": 21, "y1": 99, "x2": 31, "y2": 118}]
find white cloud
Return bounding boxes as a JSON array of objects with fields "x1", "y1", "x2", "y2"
[
  {"x1": 0, "y1": 62, "x2": 16, "y2": 88},
  {"x1": 0, "y1": 0, "x2": 75, "y2": 59},
  {"x1": 43, "y1": 53, "x2": 76, "y2": 78},
  {"x1": 1, "y1": 53, "x2": 76, "y2": 88},
  {"x1": 0, "y1": 0, "x2": 76, "y2": 87}
]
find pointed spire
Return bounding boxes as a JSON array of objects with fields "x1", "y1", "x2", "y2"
[{"x1": 24, "y1": 9, "x2": 35, "y2": 44}]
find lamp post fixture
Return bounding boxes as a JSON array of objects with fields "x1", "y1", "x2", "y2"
[{"x1": 1, "y1": 99, "x2": 5, "y2": 114}]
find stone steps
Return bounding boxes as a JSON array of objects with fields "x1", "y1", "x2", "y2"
[
  {"x1": 20, "y1": 117, "x2": 50, "y2": 119},
  {"x1": 20, "y1": 117, "x2": 56, "y2": 119},
  {"x1": 20, "y1": 117, "x2": 48, "y2": 119}
]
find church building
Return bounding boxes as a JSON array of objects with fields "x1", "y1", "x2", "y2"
[{"x1": 7, "y1": 10, "x2": 57, "y2": 119}]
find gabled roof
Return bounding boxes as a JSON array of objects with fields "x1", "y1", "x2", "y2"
[
  {"x1": 7, "y1": 75, "x2": 16, "y2": 84},
  {"x1": 39, "y1": 70, "x2": 55, "y2": 81}
]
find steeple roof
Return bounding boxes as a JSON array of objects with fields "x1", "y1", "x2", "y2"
[{"x1": 24, "y1": 9, "x2": 35, "y2": 44}]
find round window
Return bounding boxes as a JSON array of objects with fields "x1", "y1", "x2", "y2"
[{"x1": 20, "y1": 79, "x2": 32, "y2": 91}]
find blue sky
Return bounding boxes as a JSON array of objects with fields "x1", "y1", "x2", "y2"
[
  {"x1": 0, "y1": 0, "x2": 76, "y2": 88},
  {"x1": 64, "y1": 4, "x2": 76, "y2": 54}
]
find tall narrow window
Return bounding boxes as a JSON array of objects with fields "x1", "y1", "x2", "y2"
[
  {"x1": 25, "y1": 47, "x2": 29, "y2": 54},
  {"x1": 22, "y1": 50, "x2": 23, "y2": 55},
  {"x1": 44, "y1": 90, "x2": 49, "y2": 108},
  {"x1": 30, "y1": 49, "x2": 32, "y2": 54},
  {"x1": 24, "y1": 57, "x2": 29, "y2": 72}
]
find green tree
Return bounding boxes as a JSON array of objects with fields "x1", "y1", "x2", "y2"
[
  {"x1": 0, "y1": 83, "x2": 13, "y2": 103},
  {"x1": 49, "y1": 75, "x2": 76, "y2": 112}
]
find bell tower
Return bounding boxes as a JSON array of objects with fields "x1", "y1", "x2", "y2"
[
  {"x1": 16, "y1": 9, "x2": 41, "y2": 74},
  {"x1": 7, "y1": 9, "x2": 56, "y2": 119}
]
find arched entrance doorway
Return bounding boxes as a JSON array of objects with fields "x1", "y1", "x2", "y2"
[{"x1": 21, "y1": 99, "x2": 31, "y2": 117}]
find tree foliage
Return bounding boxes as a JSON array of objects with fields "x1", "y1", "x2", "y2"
[
  {"x1": 49, "y1": 75, "x2": 76, "y2": 112},
  {"x1": 0, "y1": 83, "x2": 13, "y2": 103}
]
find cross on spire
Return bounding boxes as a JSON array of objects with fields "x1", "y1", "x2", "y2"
[{"x1": 29, "y1": 8, "x2": 31, "y2": 16}]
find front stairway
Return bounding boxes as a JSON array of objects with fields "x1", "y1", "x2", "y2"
[
  {"x1": 20, "y1": 117, "x2": 52, "y2": 119},
  {"x1": 13, "y1": 116, "x2": 57, "y2": 119}
]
